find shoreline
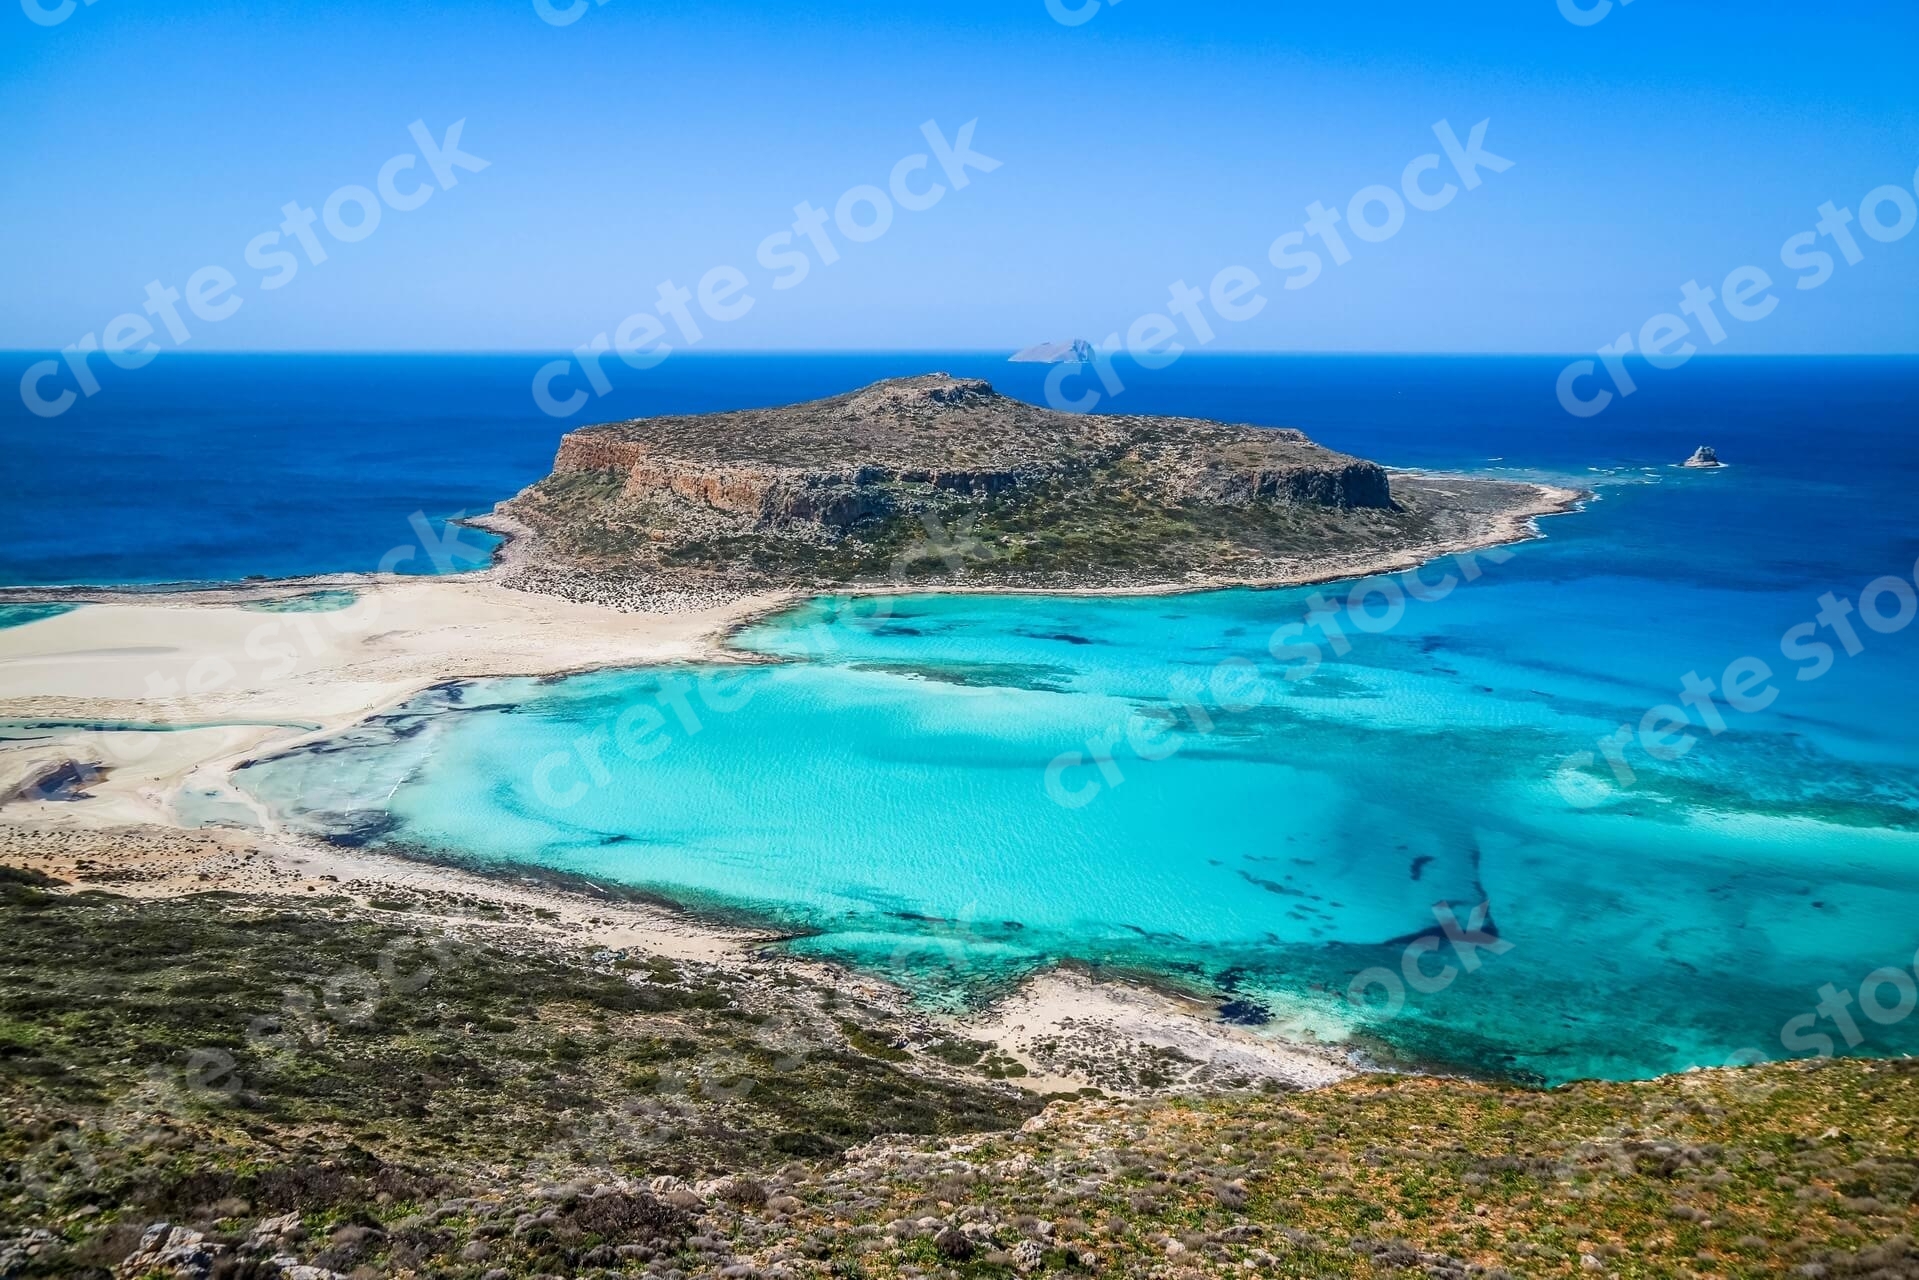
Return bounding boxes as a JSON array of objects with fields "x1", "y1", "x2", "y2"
[
  {"x1": 0, "y1": 819, "x2": 1362, "y2": 1096},
  {"x1": 0, "y1": 472, "x2": 1585, "y2": 1100},
  {"x1": 0, "y1": 473, "x2": 1583, "y2": 609}
]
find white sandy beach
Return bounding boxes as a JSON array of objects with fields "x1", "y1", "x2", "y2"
[{"x1": 0, "y1": 482, "x2": 1582, "y2": 1097}]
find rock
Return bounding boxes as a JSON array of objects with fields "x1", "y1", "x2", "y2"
[
  {"x1": 116, "y1": 1223, "x2": 217, "y2": 1279},
  {"x1": 0, "y1": 1230, "x2": 60, "y2": 1275},
  {"x1": 1009, "y1": 339, "x2": 1095, "y2": 364},
  {"x1": 1683, "y1": 445, "x2": 1723, "y2": 468},
  {"x1": 249, "y1": 1212, "x2": 302, "y2": 1243},
  {"x1": 1174, "y1": 458, "x2": 1395, "y2": 510}
]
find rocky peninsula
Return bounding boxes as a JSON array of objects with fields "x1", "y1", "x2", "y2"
[{"x1": 490, "y1": 374, "x2": 1576, "y2": 609}]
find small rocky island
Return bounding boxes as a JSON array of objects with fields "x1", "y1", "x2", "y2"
[
  {"x1": 493, "y1": 374, "x2": 1570, "y2": 606},
  {"x1": 1008, "y1": 338, "x2": 1095, "y2": 363},
  {"x1": 1684, "y1": 445, "x2": 1725, "y2": 468}
]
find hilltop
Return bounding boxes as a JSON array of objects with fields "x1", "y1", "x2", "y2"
[{"x1": 490, "y1": 375, "x2": 1573, "y2": 607}]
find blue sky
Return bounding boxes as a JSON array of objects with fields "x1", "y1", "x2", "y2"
[{"x1": 3, "y1": 0, "x2": 1916, "y2": 355}]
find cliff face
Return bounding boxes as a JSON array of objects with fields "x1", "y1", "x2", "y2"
[
  {"x1": 1175, "y1": 460, "x2": 1396, "y2": 510},
  {"x1": 498, "y1": 373, "x2": 1480, "y2": 595},
  {"x1": 551, "y1": 433, "x2": 1036, "y2": 531},
  {"x1": 539, "y1": 375, "x2": 1394, "y2": 536}
]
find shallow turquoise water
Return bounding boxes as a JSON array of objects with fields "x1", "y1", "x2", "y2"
[
  {"x1": 223, "y1": 356, "x2": 1919, "y2": 1085},
  {"x1": 239, "y1": 590, "x2": 360, "y2": 614},
  {"x1": 0, "y1": 604, "x2": 77, "y2": 630},
  {"x1": 235, "y1": 459, "x2": 1919, "y2": 1085}
]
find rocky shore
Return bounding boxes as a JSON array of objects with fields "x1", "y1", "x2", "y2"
[{"x1": 493, "y1": 375, "x2": 1575, "y2": 604}]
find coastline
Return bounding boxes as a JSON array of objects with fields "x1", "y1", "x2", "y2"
[
  {"x1": 0, "y1": 473, "x2": 1582, "y2": 612},
  {"x1": 0, "y1": 472, "x2": 1584, "y2": 1100},
  {"x1": 0, "y1": 819, "x2": 1360, "y2": 1097}
]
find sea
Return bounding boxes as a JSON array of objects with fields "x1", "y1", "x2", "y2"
[{"x1": 6, "y1": 351, "x2": 1918, "y2": 1084}]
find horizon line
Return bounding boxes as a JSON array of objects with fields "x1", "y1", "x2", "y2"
[{"x1": 4, "y1": 348, "x2": 1918, "y2": 359}]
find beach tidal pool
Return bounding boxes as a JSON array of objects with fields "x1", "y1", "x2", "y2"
[{"x1": 235, "y1": 469, "x2": 1919, "y2": 1085}]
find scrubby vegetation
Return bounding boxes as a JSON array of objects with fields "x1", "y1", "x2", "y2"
[
  {"x1": 508, "y1": 463, "x2": 1538, "y2": 596},
  {"x1": 496, "y1": 376, "x2": 1568, "y2": 601},
  {"x1": 3, "y1": 865, "x2": 1914, "y2": 1278}
]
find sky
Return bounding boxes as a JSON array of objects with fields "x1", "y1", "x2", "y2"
[{"x1": 2, "y1": 0, "x2": 1917, "y2": 357}]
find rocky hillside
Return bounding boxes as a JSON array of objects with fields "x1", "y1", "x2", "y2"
[
  {"x1": 494, "y1": 375, "x2": 1552, "y2": 603},
  {"x1": 2, "y1": 858, "x2": 1913, "y2": 1280}
]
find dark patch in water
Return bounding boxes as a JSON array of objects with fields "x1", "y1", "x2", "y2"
[
  {"x1": 1218, "y1": 999, "x2": 1272, "y2": 1027},
  {"x1": 1410, "y1": 855, "x2": 1434, "y2": 881},
  {"x1": 848, "y1": 660, "x2": 1075, "y2": 693},
  {"x1": 1381, "y1": 900, "x2": 1502, "y2": 949},
  {"x1": 1014, "y1": 630, "x2": 1097, "y2": 646},
  {"x1": 1119, "y1": 923, "x2": 1190, "y2": 943},
  {"x1": 1238, "y1": 869, "x2": 1304, "y2": 897},
  {"x1": 9, "y1": 759, "x2": 107, "y2": 803},
  {"x1": 321, "y1": 810, "x2": 401, "y2": 848}
]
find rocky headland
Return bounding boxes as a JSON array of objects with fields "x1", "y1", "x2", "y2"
[{"x1": 492, "y1": 374, "x2": 1575, "y2": 608}]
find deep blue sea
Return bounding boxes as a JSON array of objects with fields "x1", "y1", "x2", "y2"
[{"x1": 9, "y1": 352, "x2": 1919, "y2": 1084}]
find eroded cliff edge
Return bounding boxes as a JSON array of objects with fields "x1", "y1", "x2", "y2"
[{"x1": 493, "y1": 374, "x2": 1570, "y2": 603}]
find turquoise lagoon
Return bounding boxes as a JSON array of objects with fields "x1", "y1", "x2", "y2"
[
  {"x1": 0, "y1": 604, "x2": 77, "y2": 629},
  {"x1": 62, "y1": 353, "x2": 1897, "y2": 1085},
  {"x1": 235, "y1": 458, "x2": 1919, "y2": 1086}
]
